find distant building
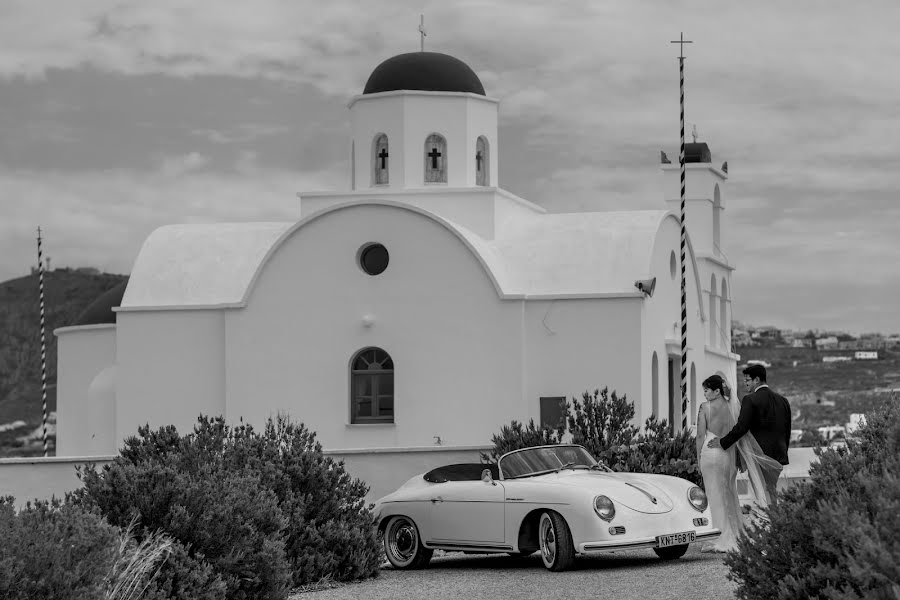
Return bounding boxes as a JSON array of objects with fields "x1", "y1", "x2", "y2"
[
  {"x1": 816, "y1": 336, "x2": 839, "y2": 350},
  {"x1": 817, "y1": 425, "x2": 846, "y2": 440},
  {"x1": 746, "y1": 359, "x2": 771, "y2": 367},
  {"x1": 792, "y1": 338, "x2": 814, "y2": 348},
  {"x1": 846, "y1": 413, "x2": 866, "y2": 435},
  {"x1": 823, "y1": 355, "x2": 852, "y2": 363},
  {"x1": 854, "y1": 351, "x2": 878, "y2": 360}
]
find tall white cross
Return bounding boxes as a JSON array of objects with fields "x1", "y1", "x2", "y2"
[{"x1": 418, "y1": 14, "x2": 427, "y2": 51}]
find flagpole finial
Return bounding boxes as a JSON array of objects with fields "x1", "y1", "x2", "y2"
[{"x1": 418, "y1": 14, "x2": 427, "y2": 52}]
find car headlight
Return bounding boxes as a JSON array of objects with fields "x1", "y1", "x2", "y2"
[
  {"x1": 593, "y1": 495, "x2": 616, "y2": 521},
  {"x1": 688, "y1": 486, "x2": 708, "y2": 512}
]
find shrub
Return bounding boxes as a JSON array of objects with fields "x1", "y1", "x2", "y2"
[
  {"x1": 0, "y1": 498, "x2": 173, "y2": 600},
  {"x1": 0, "y1": 497, "x2": 119, "y2": 599},
  {"x1": 75, "y1": 414, "x2": 381, "y2": 593},
  {"x1": 481, "y1": 418, "x2": 565, "y2": 463},
  {"x1": 483, "y1": 388, "x2": 701, "y2": 486},
  {"x1": 725, "y1": 399, "x2": 900, "y2": 600}
]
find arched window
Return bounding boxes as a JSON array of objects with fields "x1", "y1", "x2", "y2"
[
  {"x1": 709, "y1": 274, "x2": 718, "y2": 347},
  {"x1": 713, "y1": 184, "x2": 721, "y2": 256},
  {"x1": 720, "y1": 279, "x2": 729, "y2": 350},
  {"x1": 424, "y1": 134, "x2": 447, "y2": 183},
  {"x1": 651, "y1": 352, "x2": 659, "y2": 419},
  {"x1": 350, "y1": 347, "x2": 394, "y2": 423},
  {"x1": 476, "y1": 136, "x2": 489, "y2": 186},
  {"x1": 373, "y1": 134, "x2": 389, "y2": 185},
  {"x1": 690, "y1": 363, "x2": 697, "y2": 426}
]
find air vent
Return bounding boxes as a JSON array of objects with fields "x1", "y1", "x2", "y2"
[
  {"x1": 693, "y1": 518, "x2": 708, "y2": 527},
  {"x1": 608, "y1": 526, "x2": 626, "y2": 535}
]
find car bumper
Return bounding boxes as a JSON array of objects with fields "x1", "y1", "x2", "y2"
[{"x1": 579, "y1": 529, "x2": 721, "y2": 553}]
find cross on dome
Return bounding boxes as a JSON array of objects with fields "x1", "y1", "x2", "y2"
[{"x1": 418, "y1": 14, "x2": 427, "y2": 52}]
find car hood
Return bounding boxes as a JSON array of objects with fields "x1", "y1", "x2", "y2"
[{"x1": 523, "y1": 471, "x2": 676, "y2": 513}]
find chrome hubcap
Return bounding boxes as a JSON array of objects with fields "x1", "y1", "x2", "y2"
[
  {"x1": 388, "y1": 520, "x2": 417, "y2": 563},
  {"x1": 540, "y1": 515, "x2": 556, "y2": 565}
]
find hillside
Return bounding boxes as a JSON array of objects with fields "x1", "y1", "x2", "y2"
[
  {"x1": 0, "y1": 269, "x2": 128, "y2": 434},
  {"x1": 736, "y1": 345, "x2": 900, "y2": 430}
]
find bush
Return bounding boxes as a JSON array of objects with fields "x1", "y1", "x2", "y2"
[
  {"x1": 481, "y1": 418, "x2": 565, "y2": 463},
  {"x1": 75, "y1": 414, "x2": 381, "y2": 594},
  {"x1": 0, "y1": 498, "x2": 173, "y2": 600},
  {"x1": 569, "y1": 389, "x2": 701, "y2": 487},
  {"x1": 0, "y1": 497, "x2": 119, "y2": 599},
  {"x1": 725, "y1": 399, "x2": 900, "y2": 600},
  {"x1": 483, "y1": 388, "x2": 701, "y2": 486}
]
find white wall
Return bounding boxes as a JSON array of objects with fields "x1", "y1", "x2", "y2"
[
  {"x1": 524, "y1": 298, "x2": 642, "y2": 420},
  {"x1": 225, "y1": 203, "x2": 524, "y2": 451},
  {"x1": 115, "y1": 311, "x2": 226, "y2": 443},
  {"x1": 641, "y1": 215, "x2": 710, "y2": 429},
  {"x1": 54, "y1": 325, "x2": 116, "y2": 456},
  {"x1": 0, "y1": 456, "x2": 114, "y2": 509}
]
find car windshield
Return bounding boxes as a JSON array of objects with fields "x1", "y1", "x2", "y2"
[{"x1": 498, "y1": 445, "x2": 605, "y2": 479}]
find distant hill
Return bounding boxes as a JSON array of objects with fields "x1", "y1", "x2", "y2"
[{"x1": 0, "y1": 269, "x2": 128, "y2": 427}]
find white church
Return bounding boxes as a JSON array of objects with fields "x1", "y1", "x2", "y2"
[{"x1": 49, "y1": 50, "x2": 738, "y2": 500}]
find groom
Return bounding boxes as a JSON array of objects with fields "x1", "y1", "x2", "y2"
[{"x1": 707, "y1": 364, "x2": 792, "y2": 504}]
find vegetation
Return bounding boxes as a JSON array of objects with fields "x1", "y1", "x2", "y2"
[
  {"x1": 0, "y1": 497, "x2": 173, "y2": 600},
  {"x1": 73, "y1": 414, "x2": 382, "y2": 599},
  {"x1": 0, "y1": 269, "x2": 127, "y2": 455},
  {"x1": 725, "y1": 398, "x2": 900, "y2": 600},
  {"x1": 484, "y1": 388, "x2": 702, "y2": 487}
]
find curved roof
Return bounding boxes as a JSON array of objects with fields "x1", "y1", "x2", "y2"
[
  {"x1": 120, "y1": 202, "x2": 681, "y2": 310},
  {"x1": 121, "y1": 222, "x2": 292, "y2": 308},
  {"x1": 363, "y1": 52, "x2": 485, "y2": 96},
  {"x1": 73, "y1": 280, "x2": 129, "y2": 325}
]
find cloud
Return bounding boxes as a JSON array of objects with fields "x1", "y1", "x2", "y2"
[{"x1": 0, "y1": 161, "x2": 343, "y2": 281}]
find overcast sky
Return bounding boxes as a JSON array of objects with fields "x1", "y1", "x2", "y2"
[{"x1": 0, "y1": 1, "x2": 897, "y2": 335}]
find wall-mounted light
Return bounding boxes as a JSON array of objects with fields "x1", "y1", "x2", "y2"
[{"x1": 634, "y1": 277, "x2": 656, "y2": 297}]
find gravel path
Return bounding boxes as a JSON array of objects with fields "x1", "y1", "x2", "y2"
[{"x1": 291, "y1": 547, "x2": 737, "y2": 600}]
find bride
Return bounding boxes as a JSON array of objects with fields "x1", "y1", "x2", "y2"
[{"x1": 696, "y1": 374, "x2": 780, "y2": 552}]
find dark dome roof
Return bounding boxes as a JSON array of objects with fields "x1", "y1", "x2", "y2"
[
  {"x1": 73, "y1": 280, "x2": 128, "y2": 326},
  {"x1": 363, "y1": 52, "x2": 485, "y2": 96}
]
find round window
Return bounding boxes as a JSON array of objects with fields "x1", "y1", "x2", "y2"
[{"x1": 359, "y1": 243, "x2": 389, "y2": 276}]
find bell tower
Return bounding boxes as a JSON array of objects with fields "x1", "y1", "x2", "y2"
[{"x1": 347, "y1": 51, "x2": 499, "y2": 191}]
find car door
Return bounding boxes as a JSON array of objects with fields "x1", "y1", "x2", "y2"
[{"x1": 427, "y1": 479, "x2": 506, "y2": 544}]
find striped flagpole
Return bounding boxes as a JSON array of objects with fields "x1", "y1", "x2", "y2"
[
  {"x1": 37, "y1": 227, "x2": 48, "y2": 456},
  {"x1": 671, "y1": 33, "x2": 692, "y2": 431}
]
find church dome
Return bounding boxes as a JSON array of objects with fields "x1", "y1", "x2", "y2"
[
  {"x1": 363, "y1": 52, "x2": 485, "y2": 96},
  {"x1": 72, "y1": 279, "x2": 128, "y2": 326}
]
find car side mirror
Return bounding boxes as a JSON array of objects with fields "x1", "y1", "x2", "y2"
[{"x1": 481, "y1": 469, "x2": 496, "y2": 485}]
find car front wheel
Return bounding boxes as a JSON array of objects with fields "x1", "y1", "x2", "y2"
[
  {"x1": 538, "y1": 511, "x2": 575, "y2": 571},
  {"x1": 383, "y1": 516, "x2": 433, "y2": 569},
  {"x1": 653, "y1": 544, "x2": 689, "y2": 560}
]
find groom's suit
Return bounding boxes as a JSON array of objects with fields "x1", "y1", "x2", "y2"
[{"x1": 720, "y1": 385, "x2": 792, "y2": 465}]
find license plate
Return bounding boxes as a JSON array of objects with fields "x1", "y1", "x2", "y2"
[{"x1": 655, "y1": 530, "x2": 696, "y2": 547}]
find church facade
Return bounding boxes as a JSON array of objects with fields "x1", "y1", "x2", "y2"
[{"x1": 52, "y1": 51, "x2": 738, "y2": 500}]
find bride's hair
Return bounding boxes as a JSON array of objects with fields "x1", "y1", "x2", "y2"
[{"x1": 701, "y1": 374, "x2": 729, "y2": 400}]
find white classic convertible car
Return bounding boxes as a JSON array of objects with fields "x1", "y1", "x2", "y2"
[{"x1": 373, "y1": 444, "x2": 721, "y2": 571}]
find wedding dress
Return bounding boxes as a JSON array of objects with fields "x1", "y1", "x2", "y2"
[{"x1": 699, "y1": 430, "x2": 744, "y2": 552}]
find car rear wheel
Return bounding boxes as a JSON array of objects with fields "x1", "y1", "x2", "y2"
[
  {"x1": 383, "y1": 516, "x2": 433, "y2": 569},
  {"x1": 538, "y1": 511, "x2": 575, "y2": 571},
  {"x1": 653, "y1": 544, "x2": 689, "y2": 560}
]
